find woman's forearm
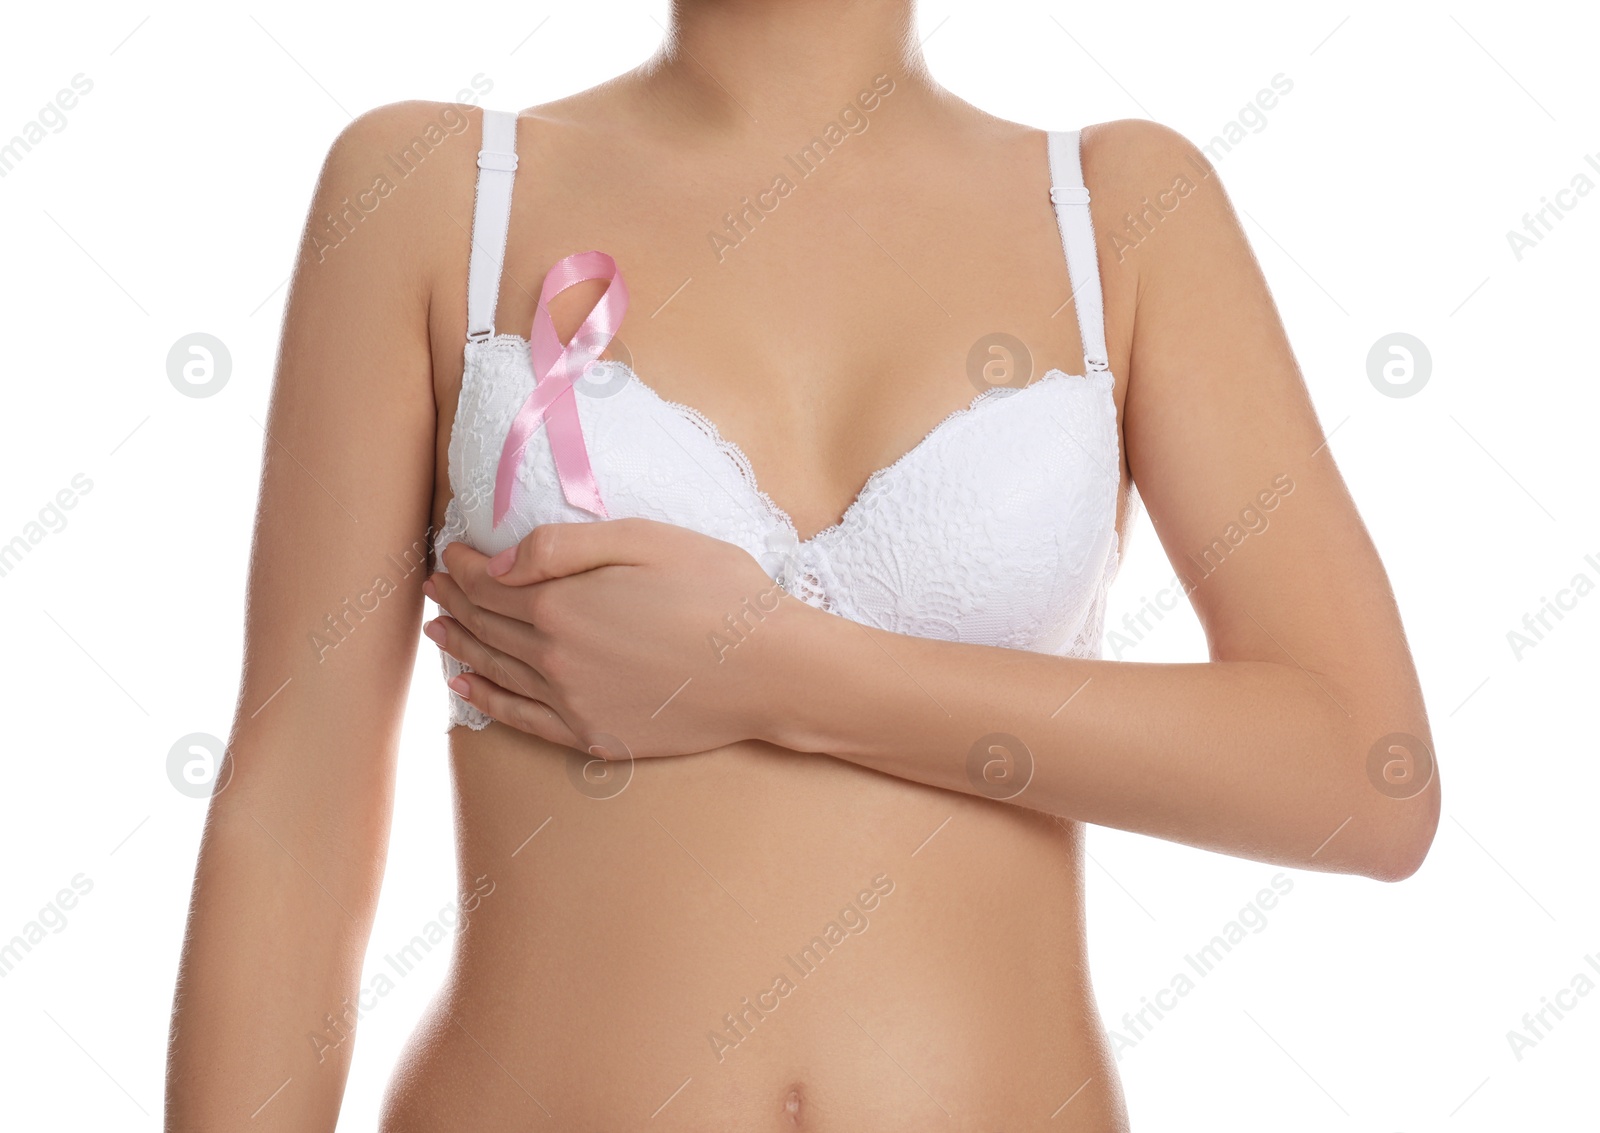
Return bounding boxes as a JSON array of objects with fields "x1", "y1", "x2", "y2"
[
  {"x1": 759, "y1": 602, "x2": 1438, "y2": 882},
  {"x1": 166, "y1": 774, "x2": 384, "y2": 1132}
]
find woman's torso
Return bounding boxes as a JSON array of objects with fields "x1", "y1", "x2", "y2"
[{"x1": 386, "y1": 87, "x2": 1136, "y2": 1130}]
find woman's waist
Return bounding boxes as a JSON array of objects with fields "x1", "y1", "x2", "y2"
[
  {"x1": 403, "y1": 731, "x2": 1120, "y2": 1127},
  {"x1": 394, "y1": 984, "x2": 1124, "y2": 1130},
  {"x1": 445, "y1": 727, "x2": 1096, "y2": 1000}
]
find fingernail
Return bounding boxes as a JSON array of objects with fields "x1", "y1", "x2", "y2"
[
  {"x1": 486, "y1": 548, "x2": 516, "y2": 577},
  {"x1": 448, "y1": 676, "x2": 471, "y2": 697},
  {"x1": 422, "y1": 576, "x2": 438, "y2": 600},
  {"x1": 423, "y1": 619, "x2": 445, "y2": 645}
]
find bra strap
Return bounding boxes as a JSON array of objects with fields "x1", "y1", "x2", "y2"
[
  {"x1": 465, "y1": 108, "x2": 520, "y2": 343},
  {"x1": 1046, "y1": 129, "x2": 1110, "y2": 374}
]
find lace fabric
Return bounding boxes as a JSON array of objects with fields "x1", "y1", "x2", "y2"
[{"x1": 435, "y1": 342, "x2": 1124, "y2": 731}]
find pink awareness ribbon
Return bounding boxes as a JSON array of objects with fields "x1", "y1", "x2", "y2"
[{"x1": 493, "y1": 251, "x2": 628, "y2": 527}]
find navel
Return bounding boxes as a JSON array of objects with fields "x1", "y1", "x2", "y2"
[{"x1": 781, "y1": 1081, "x2": 805, "y2": 1125}]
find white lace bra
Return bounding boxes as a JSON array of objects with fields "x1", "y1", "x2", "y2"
[{"x1": 434, "y1": 110, "x2": 1125, "y2": 731}]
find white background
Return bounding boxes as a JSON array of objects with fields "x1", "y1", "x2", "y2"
[{"x1": 1, "y1": 1, "x2": 1595, "y2": 1128}]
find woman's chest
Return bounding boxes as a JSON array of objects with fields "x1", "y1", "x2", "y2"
[{"x1": 439, "y1": 341, "x2": 1123, "y2": 657}]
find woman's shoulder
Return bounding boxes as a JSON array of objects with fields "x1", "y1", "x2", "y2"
[
  {"x1": 326, "y1": 84, "x2": 641, "y2": 179},
  {"x1": 317, "y1": 91, "x2": 620, "y2": 189},
  {"x1": 1076, "y1": 118, "x2": 1220, "y2": 199},
  {"x1": 302, "y1": 105, "x2": 495, "y2": 301},
  {"x1": 955, "y1": 105, "x2": 1221, "y2": 204},
  {"x1": 318, "y1": 98, "x2": 505, "y2": 182},
  {"x1": 309, "y1": 98, "x2": 492, "y2": 225},
  {"x1": 1069, "y1": 118, "x2": 1241, "y2": 287}
]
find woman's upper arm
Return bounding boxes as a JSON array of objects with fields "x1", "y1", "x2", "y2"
[
  {"x1": 1085, "y1": 119, "x2": 1439, "y2": 847},
  {"x1": 220, "y1": 100, "x2": 447, "y2": 875},
  {"x1": 168, "y1": 104, "x2": 469, "y2": 1128}
]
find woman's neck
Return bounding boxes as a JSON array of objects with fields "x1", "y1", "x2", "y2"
[{"x1": 636, "y1": 0, "x2": 941, "y2": 137}]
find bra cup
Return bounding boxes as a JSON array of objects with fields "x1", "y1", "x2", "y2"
[{"x1": 437, "y1": 341, "x2": 1122, "y2": 661}]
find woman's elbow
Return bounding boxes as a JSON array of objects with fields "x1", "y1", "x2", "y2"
[{"x1": 1364, "y1": 768, "x2": 1442, "y2": 883}]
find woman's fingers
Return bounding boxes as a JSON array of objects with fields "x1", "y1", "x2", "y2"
[
  {"x1": 425, "y1": 573, "x2": 570, "y2": 740},
  {"x1": 425, "y1": 614, "x2": 550, "y2": 703},
  {"x1": 471, "y1": 518, "x2": 660, "y2": 586},
  {"x1": 427, "y1": 569, "x2": 546, "y2": 657},
  {"x1": 445, "y1": 671, "x2": 580, "y2": 747}
]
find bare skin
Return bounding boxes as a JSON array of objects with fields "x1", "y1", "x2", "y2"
[{"x1": 166, "y1": 2, "x2": 1438, "y2": 1130}]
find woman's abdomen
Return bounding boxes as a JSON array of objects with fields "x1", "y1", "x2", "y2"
[{"x1": 380, "y1": 728, "x2": 1128, "y2": 1131}]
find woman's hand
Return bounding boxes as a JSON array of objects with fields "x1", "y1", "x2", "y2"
[{"x1": 423, "y1": 518, "x2": 815, "y2": 758}]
